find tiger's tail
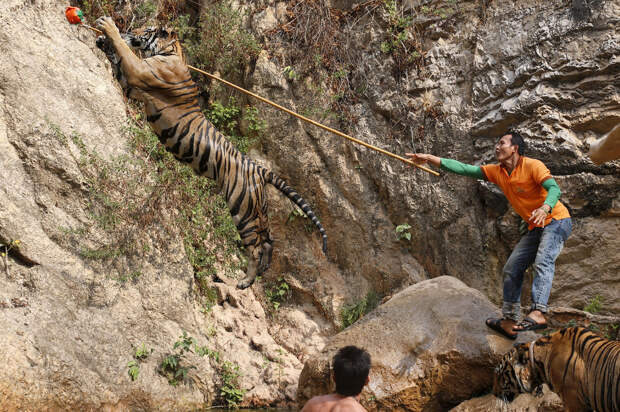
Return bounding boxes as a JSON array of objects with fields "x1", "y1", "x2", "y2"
[{"x1": 263, "y1": 169, "x2": 327, "y2": 254}]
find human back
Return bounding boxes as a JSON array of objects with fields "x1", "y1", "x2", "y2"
[
  {"x1": 301, "y1": 346, "x2": 371, "y2": 412},
  {"x1": 301, "y1": 394, "x2": 367, "y2": 412}
]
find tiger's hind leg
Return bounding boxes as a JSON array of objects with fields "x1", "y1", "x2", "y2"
[
  {"x1": 236, "y1": 228, "x2": 261, "y2": 290},
  {"x1": 258, "y1": 232, "x2": 273, "y2": 275},
  {"x1": 237, "y1": 244, "x2": 260, "y2": 290}
]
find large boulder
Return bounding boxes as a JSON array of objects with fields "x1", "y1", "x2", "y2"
[{"x1": 297, "y1": 276, "x2": 537, "y2": 411}]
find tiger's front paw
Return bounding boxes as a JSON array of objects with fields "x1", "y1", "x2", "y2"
[
  {"x1": 95, "y1": 35, "x2": 108, "y2": 50},
  {"x1": 95, "y1": 16, "x2": 120, "y2": 38}
]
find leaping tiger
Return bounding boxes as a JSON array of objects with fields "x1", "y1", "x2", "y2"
[{"x1": 94, "y1": 17, "x2": 327, "y2": 289}]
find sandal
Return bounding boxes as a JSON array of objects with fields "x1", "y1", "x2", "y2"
[
  {"x1": 486, "y1": 317, "x2": 517, "y2": 340},
  {"x1": 515, "y1": 316, "x2": 547, "y2": 331}
]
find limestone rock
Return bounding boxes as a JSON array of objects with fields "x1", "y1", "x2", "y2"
[{"x1": 297, "y1": 277, "x2": 538, "y2": 411}]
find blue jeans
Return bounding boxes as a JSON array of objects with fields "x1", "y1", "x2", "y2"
[{"x1": 502, "y1": 218, "x2": 572, "y2": 321}]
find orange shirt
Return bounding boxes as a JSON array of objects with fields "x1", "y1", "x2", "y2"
[{"x1": 481, "y1": 157, "x2": 570, "y2": 230}]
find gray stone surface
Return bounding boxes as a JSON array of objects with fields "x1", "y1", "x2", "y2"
[
  {"x1": 1, "y1": 0, "x2": 618, "y2": 409},
  {"x1": 297, "y1": 277, "x2": 539, "y2": 411}
]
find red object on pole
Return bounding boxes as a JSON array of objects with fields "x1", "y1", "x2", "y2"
[{"x1": 65, "y1": 7, "x2": 84, "y2": 24}]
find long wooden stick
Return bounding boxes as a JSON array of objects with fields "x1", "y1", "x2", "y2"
[
  {"x1": 188, "y1": 65, "x2": 439, "y2": 176},
  {"x1": 80, "y1": 24, "x2": 439, "y2": 176}
]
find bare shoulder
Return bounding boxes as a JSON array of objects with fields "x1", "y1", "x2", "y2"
[
  {"x1": 301, "y1": 395, "x2": 366, "y2": 412},
  {"x1": 332, "y1": 397, "x2": 367, "y2": 412}
]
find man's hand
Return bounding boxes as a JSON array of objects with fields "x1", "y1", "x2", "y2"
[
  {"x1": 529, "y1": 204, "x2": 551, "y2": 227},
  {"x1": 95, "y1": 16, "x2": 121, "y2": 40},
  {"x1": 404, "y1": 153, "x2": 441, "y2": 168}
]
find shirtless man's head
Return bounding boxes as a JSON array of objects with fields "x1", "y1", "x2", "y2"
[{"x1": 301, "y1": 346, "x2": 371, "y2": 412}]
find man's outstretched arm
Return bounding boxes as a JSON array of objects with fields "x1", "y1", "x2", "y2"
[{"x1": 405, "y1": 154, "x2": 485, "y2": 179}]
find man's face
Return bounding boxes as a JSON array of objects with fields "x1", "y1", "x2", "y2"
[{"x1": 495, "y1": 134, "x2": 517, "y2": 161}]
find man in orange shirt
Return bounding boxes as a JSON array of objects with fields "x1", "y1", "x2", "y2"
[{"x1": 405, "y1": 131, "x2": 572, "y2": 340}]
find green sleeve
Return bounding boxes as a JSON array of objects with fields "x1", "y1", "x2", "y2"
[
  {"x1": 542, "y1": 178, "x2": 561, "y2": 209},
  {"x1": 440, "y1": 158, "x2": 485, "y2": 179}
]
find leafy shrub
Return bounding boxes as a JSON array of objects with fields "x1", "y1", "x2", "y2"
[
  {"x1": 173, "y1": 5, "x2": 260, "y2": 77},
  {"x1": 341, "y1": 291, "x2": 380, "y2": 329},
  {"x1": 265, "y1": 277, "x2": 291, "y2": 311},
  {"x1": 584, "y1": 295, "x2": 603, "y2": 314}
]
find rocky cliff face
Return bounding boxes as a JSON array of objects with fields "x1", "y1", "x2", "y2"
[
  {"x1": 249, "y1": 0, "x2": 619, "y2": 316},
  {"x1": 0, "y1": 0, "x2": 617, "y2": 410},
  {"x1": 0, "y1": 0, "x2": 328, "y2": 409}
]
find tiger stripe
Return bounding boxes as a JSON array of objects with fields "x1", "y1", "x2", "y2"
[{"x1": 494, "y1": 326, "x2": 620, "y2": 412}]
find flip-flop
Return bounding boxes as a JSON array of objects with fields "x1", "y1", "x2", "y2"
[
  {"x1": 486, "y1": 317, "x2": 517, "y2": 340},
  {"x1": 515, "y1": 316, "x2": 547, "y2": 331}
]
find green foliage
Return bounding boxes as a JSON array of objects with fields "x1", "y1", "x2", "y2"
[
  {"x1": 243, "y1": 106, "x2": 266, "y2": 138},
  {"x1": 204, "y1": 99, "x2": 264, "y2": 154},
  {"x1": 584, "y1": 295, "x2": 603, "y2": 314},
  {"x1": 117, "y1": 270, "x2": 142, "y2": 284},
  {"x1": 135, "y1": 0, "x2": 157, "y2": 20},
  {"x1": 1, "y1": 239, "x2": 21, "y2": 257},
  {"x1": 127, "y1": 360, "x2": 140, "y2": 381},
  {"x1": 79, "y1": 246, "x2": 122, "y2": 260},
  {"x1": 283, "y1": 66, "x2": 298, "y2": 81},
  {"x1": 220, "y1": 360, "x2": 246, "y2": 408},
  {"x1": 127, "y1": 343, "x2": 151, "y2": 381},
  {"x1": 381, "y1": 0, "x2": 413, "y2": 54},
  {"x1": 265, "y1": 277, "x2": 290, "y2": 311},
  {"x1": 287, "y1": 207, "x2": 307, "y2": 224},
  {"x1": 173, "y1": 4, "x2": 260, "y2": 77},
  {"x1": 340, "y1": 291, "x2": 380, "y2": 329},
  {"x1": 134, "y1": 343, "x2": 152, "y2": 360},
  {"x1": 159, "y1": 332, "x2": 197, "y2": 386},
  {"x1": 206, "y1": 99, "x2": 241, "y2": 135},
  {"x1": 287, "y1": 207, "x2": 316, "y2": 233},
  {"x1": 395, "y1": 223, "x2": 412, "y2": 241},
  {"x1": 49, "y1": 117, "x2": 244, "y2": 304},
  {"x1": 378, "y1": 0, "x2": 425, "y2": 75}
]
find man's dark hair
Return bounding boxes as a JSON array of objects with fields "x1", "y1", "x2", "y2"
[
  {"x1": 332, "y1": 346, "x2": 371, "y2": 396},
  {"x1": 507, "y1": 130, "x2": 526, "y2": 155}
]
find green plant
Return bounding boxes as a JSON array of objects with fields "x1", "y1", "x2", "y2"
[
  {"x1": 584, "y1": 295, "x2": 603, "y2": 314},
  {"x1": 220, "y1": 360, "x2": 246, "y2": 408},
  {"x1": 243, "y1": 106, "x2": 266, "y2": 138},
  {"x1": 49, "y1": 117, "x2": 243, "y2": 308},
  {"x1": 127, "y1": 360, "x2": 140, "y2": 381},
  {"x1": 1, "y1": 239, "x2": 20, "y2": 277},
  {"x1": 378, "y1": 0, "x2": 425, "y2": 75},
  {"x1": 135, "y1": 0, "x2": 157, "y2": 20},
  {"x1": 265, "y1": 277, "x2": 290, "y2": 311},
  {"x1": 127, "y1": 343, "x2": 151, "y2": 381},
  {"x1": 204, "y1": 99, "x2": 262, "y2": 154},
  {"x1": 395, "y1": 223, "x2": 412, "y2": 241},
  {"x1": 287, "y1": 207, "x2": 307, "y2": 224},
  {"x1": 341, "y1": 291, "x2": 380, "y2": 329},
  {"x1": 134, "y1": 343, "x2": 151, "y2": 360},
  {"x1": 172, "y1": 4, "x2": 260, "y2": 77},
  {"x1": 283, "y1": 66, "x2": 298, "y2": 81},
  {"x1": 159, "y1": 332, "x2": 197, "y2": 386}
]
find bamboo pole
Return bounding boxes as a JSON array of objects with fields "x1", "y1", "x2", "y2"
[
  {"x1": 188, "y1": 65, "x2": 439, "y2": 176},
  {"x1": 79, "y1": 24, "x2": 439, "y2": 176}
]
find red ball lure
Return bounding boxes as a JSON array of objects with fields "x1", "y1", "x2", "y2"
[
  {"x1": 65, "y1": 6, "x2": 84, "y2": 24},
  {"x1": 65, "y1": 7, "x2": 102, "y2": 34}
]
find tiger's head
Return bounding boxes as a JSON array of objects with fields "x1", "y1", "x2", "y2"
[
  {"x1": 96, "y1": 26, "x2": 184, "y2": 62},
  {"x1": 123, "y1": 26, "x2": 184, "y2": 59},
  {"x1": 493, "y1": 342, "x2": 543, "y2": 402}
]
